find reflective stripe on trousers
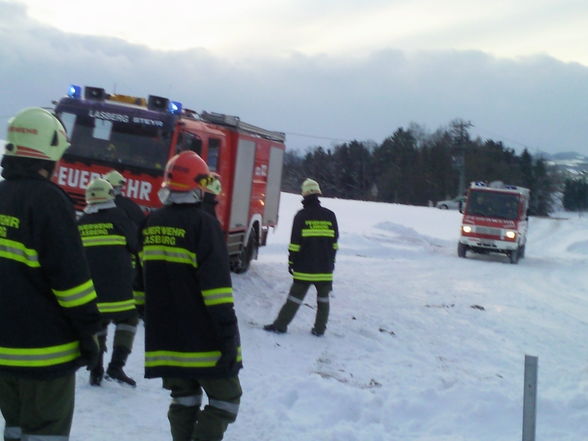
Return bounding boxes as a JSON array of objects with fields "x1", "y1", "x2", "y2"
[
  {"x1": 208, "y1": 399, "x2": 240, "y2": 416},
  {"x1": 22, "y1": 434, "x2": 69, "y2": 440},
  {"x1": 172, "y1": 394, "x2": 203, "y2": 407},
  {"x1": 115, "y1": 323, "x2": 137, "y2": 334}
]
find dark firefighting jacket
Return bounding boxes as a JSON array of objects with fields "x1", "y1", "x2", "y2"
[
  {"x1": 0, "y1": 175, "x2": 101, "y2": 378},
  {"x1": 141, "y1": 202, "x2": 242, "y2": 379},
  {"x1": 114, "y1": 194, "x2": 145, "y2": 226},
  {"x1": 77, "y1": 205, "x2": 138, "y2": 320},
  {"x1": 288, "y1": 195, "x2": 339, "y2": 283},
  {"x1": 114, "y1": 194, "x2": 146, "y2": 309}
]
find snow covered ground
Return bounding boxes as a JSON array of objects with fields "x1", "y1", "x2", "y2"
[{"x1": 3, "y1": 191, "x2": 588, "y2": 441}]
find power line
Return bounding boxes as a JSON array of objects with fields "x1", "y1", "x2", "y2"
[
  {"x1": 473, "y1": 125, "x2": 547, "y2": 153},
  {"x1": 283, "y1": 131, "x2": 354, "y2": 144}
]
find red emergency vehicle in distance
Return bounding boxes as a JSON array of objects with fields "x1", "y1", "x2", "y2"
[
  {"x1": 52, "y1": 85, "x2": 286, "y2": 273},
  {"x1": 458, "y1": 181, "x2": 530, "y2": 264}
]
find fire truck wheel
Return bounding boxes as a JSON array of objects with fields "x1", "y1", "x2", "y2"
[
  {"x1": 233, "y1": 228, "x2": 258, "y2": 274},
  {"x1": 457, "y1": 242, "x2": 467, "y2": 258},
  {"x1": 509, "y1": 247, "x2": 520, "y2": 264}
]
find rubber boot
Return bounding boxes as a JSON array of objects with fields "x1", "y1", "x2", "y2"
[
  {"x1": 89, "y1": 350, "x2": 104, "y2": 386},
  {"x1": 106, "y1": 346, "x2": 136, "y2": 386}
]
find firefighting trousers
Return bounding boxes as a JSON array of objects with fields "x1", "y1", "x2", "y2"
[
  {"x1": 273, "y1": 281, "x2": 332, "y2": 333},
  {"x1": 96, "y1": 315, "x2": 139, "y2": 352},
  {"x1": 162, "y1": 376, "x2": 242, "y2": 441},
  {"x1": 0, "y1": 372, "x2": 75, "y2": 441}
]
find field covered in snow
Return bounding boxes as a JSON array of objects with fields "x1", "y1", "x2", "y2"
[{"x1": 3, "y1": 190, "x2": 588, "y2": 441}]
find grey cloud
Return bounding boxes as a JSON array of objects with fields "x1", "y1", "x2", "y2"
[{"x1": 2, "y1": 1, "x2": 588, "y2": 155}]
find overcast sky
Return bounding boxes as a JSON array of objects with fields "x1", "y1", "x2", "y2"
[{"x1": 2, "y1": 0, "x2": 588, "y2": 155}]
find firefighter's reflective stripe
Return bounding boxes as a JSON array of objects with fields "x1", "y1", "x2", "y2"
[
  {"x1": 116, "y1": 323, "x2": 137, "y2": 334},
  {"x1": 141, "y1": 245, "x2": 197, "y2": 267},
  {"x1": 81, "y1": 235, "x2": 127, "y2": 247},
  {"x1": 146, "y1": 350, "x2": 221, "y2": 368},
  {"x1": 301, "y1": 228, "x2": 335, "y2": 238},
  {"x1": 209, "y1": 399, "x2": 240, "y2": 416},
  {"x1": 52, "y1": 280, "x2": 97, "y2": 308},
  {"x1": 0, "y1": 238, "x2": 40, "y2": 267},
  {"x1": 202, "y1": 287, "x2": 234, "y2": 306},
  {"x1": 133, "y1": 290, "x2": 145, "y2": 306},
  {"x1": 288, "y1": 243, "x2": 300, "y2": 252},
  {"x1": 22, "y1": 434, "x2": 69, "y2": 441},
  {"x1": 292, "y1": 271, "x2": 333, "y2": 282},
  {"x1": 172, "y1": 395, "x2": 203, "y2": 407},
  {"x1": 0, "y1": 341, "x2": 80, "y2": 367},
  {"x1": 287, "y1": 295, "x2": 303, "y2": 304},
  {"x1": 146, "y1": 347, "x2": 242, "y2": 368},
  {"x1": 97, "y1": 299, "x2": 136, "y2": 313}
]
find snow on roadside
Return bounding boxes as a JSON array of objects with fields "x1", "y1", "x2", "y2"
[{"x1": 2, "y1": 192, "x2": 588, "y2": 441}]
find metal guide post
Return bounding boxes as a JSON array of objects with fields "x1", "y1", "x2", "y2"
[{"x1": 522, "y1": 355, "x2": 538, "y2": 441}]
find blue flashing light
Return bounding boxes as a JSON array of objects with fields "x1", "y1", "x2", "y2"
[
  {"x1": 68, "y1": 84, "x2": 82, "y2": 99},
  {"x1": 169, "y1": 100, "x2": 182, "y2": 115}
]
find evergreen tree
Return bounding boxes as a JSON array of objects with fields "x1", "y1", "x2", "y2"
[
  {"x1": 562, "y1": 178, "x2": 588, "y2": 211},
  {"x1": 280, "y1": 119, "x2": 559, "y2": 215}
]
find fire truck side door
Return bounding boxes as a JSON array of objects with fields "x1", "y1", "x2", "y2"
[
  {"x1": 263, "y1": 146, "x2": 284, "y2": 225},
  {"x1": 229, "y1": 139, "x2": 255, "y2": 230}
]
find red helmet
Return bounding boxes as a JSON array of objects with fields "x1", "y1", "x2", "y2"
[{"x1": 162, "y1": 151, "x2": 210, "y2": 192}]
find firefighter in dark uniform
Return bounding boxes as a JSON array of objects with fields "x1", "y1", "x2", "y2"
[
  {"x1": 104, "y1": 169, "x2": 146, "y2": 225},
  {"x1": 104, "y1": 169, "x2": 146, "y2": 316},
  {"x1": 202, "y1": 172, "x2": 222, "y2": 220},
  {"x1": 264, "y1": 178, "x2": 339, "y2": 336},
  {"x1": 78, "y1": 178, "x2": 139, "y2": 387},
  {"x1": 0, "y1": 107, "x2": 101, "y2": 440},
  {"x1": 142, "y1": 151, "x2": 242, "y2": 441}
]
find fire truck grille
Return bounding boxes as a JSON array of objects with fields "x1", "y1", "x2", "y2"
[{"x1": 475, "y1": 226, "x2": 502, "y2": 236}]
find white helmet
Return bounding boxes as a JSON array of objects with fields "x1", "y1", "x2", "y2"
[
  {"x1": 5, "y1": 107, "x2": 69, "y2": 161},
  {"x1": 85, "y1": 178, "x2": 115, "y2": 205},
  {"x1": 104, "y1": 170, "x2": 126, "y2": 189},
  {"x1": 301, "y1": 178, "x2": 321, "y2": 197}
]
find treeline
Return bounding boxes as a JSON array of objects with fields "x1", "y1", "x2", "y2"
[
  {"x1": 562, "y1": 179, "x2": 588, "y2": 211},
  {"x1": 282, "y1": 120, "x2": 558, "y2": 216}
]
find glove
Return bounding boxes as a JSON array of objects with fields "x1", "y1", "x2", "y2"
[
  {"x1": 216, "y1": 346, "x2": 238, "y2": 372},
  {"x1": 78, "y1": 334, "x2": 100, "y2": 371}
]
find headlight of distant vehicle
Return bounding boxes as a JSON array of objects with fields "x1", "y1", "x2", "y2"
[
  {"x1": 505, "y1": 230, "x2": 516, "y2": 240},
  {"x1": 462, "y1": 225, "x2": 472, "y2": 233}
]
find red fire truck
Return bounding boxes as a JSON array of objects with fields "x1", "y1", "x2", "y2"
[
  {"x1": 458, "y1": 181, "x2": 530, "y2": 264},
  {"x1": 52, "y1": 85, "x2": 286, "y2": 273}
]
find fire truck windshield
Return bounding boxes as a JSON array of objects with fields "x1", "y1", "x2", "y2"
[
  {"x1": 466, "y1": 191, "x2": 519, "y2": 220},
  {"x1": 57, "y1": 108, "x2": 171, "y2": 171}
]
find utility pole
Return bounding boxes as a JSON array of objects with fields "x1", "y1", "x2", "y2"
[{"x1": 451, "y1": 119, "x2": 473, "y2": 196}]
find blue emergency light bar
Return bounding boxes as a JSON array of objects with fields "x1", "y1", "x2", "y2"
[
  {"x1": 66, "y1": 84, "x2": 181, "y2": 114},
  {"x1": 169, "y1": 101, "x2": 183, "y2": 115},
  {"x1": 68, "y1": 84, "x2": 82, "y2": 99}
]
